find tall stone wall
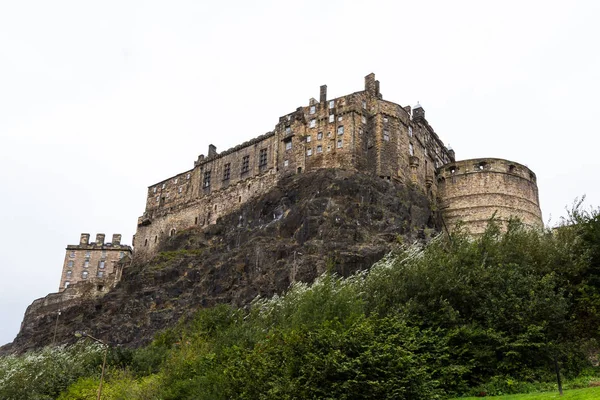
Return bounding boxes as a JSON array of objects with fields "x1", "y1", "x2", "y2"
[{"x1": 437, "y1": 158, "x2": 543, "y2": 233}]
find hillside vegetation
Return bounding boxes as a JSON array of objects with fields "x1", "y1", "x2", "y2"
[{"x1": 2, "y1": 201, "x2": 600, "y2": 399}]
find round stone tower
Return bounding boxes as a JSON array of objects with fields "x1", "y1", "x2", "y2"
[{"x1": 437, "y1": 158, "x2": 543, "y2": 234}]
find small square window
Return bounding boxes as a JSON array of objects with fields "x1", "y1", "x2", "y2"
[
  {"x1": 383, "y1": 117, "x2": 388, "y2": 123},
  {"x1": 309, "y1": 119, "x2": 316, "y2": 128},
  {"x1": 178, "y1": 187, "x2": 183, "y2": 193},
  {"x1": 186, "y1": 173, "x2": 191, "y2": 179},
  {"x1": 85, "y1": 251, "x2": 90, "y2": 258},
  {"x1": 337, "y1": 125, "x2": 344, "y2": 135},
  {"x1": 329, "y1": 100, "x2": 334, "y2": 109},
  {"x1": 153, "y1": 187, "x2": 157, "y2": 193},
  {"x1": 284, "y1": 160, "x2": 289, "y2": 167},
  {"x1": 69, "y1": 251, "x2": 76, "y2": 258},
  {"x1": 285, "y1": 141, "x2": 292, "y2": 151},
  {"x1": 317, "y1": 132, "x2": 323, "y2": 140},
  {"x1": 66, "y1": 270, "x2": 72, "y2": 277},
  {"x1": 337, "y1": 139, "x2": 343, "y2": 149},
  {"x1": 174, "y1": 178, "x2": 178, "y2": 184},
  {"x1": 337, "y1": 115, "x2": 343, "y2": 122},
  {"x1": 309, "y1": 105, "x2": 316, "y2": 114},
  {"x1": 329, "y1": 114, "x2": 334, "y2": 123},
  {"x1": 64, "y1": 281, "x2": 70, "y2": 288},
  {"x1": 287, "y1": 115, "x2": 292, "y2": 121},
  {"x1": 362, "y1": 100, "x2": 366, "y2": 109},
  {"x1": 285, "y1": 126, "x2": 291, "y2": 134},
  {"x1": 97, "y1": 271, "x2": 104, "y2": 278},
  {"x1": 83, "y1": 260, "x2": 89, "y2": 268},
  {"x1": 67, "y1": 260, "x2": 73, "y2": 267},
  {"x1": 98, "y1": 261, "x2": 105, "y2": 269},
  {"x1": 317, "y1": 145, "x2": 322, "y2": 153},
  {"x1": 306, "y1": 136, "x2": 311, "y2": 143},
  {"x1": 162, "y1": 183, "x2": 166, "y2": 189},
  {"x1": 81, "y1": 271, "x2": 88, "y2": 279},
  {"x1": 362, "y1": 116, "x2": 366, "y2": 124},
  {"x1": 383, "y1": 130, "x2": 390, "y2": 141},
  {"x1": 307, "y1": 148, "x2": 312, "y2": 156},
  {"x1": 119, "y1": 251, "x2": 125, "y2": 259}
]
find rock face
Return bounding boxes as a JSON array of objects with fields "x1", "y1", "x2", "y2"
[{"x1": 2, "y1": 169, "x2": 438, "y2": 355}]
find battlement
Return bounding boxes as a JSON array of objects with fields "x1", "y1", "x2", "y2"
[{"x1": 438, "y1": 158, "x2": 537, "y2": 183}]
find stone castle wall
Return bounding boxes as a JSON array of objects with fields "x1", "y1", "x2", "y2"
[{"x1": 437, "y1": 158, "x2": 543, "y2": 234}]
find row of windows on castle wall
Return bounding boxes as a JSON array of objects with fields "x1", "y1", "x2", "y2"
[
  {"x1": 306, "y1": 98, "x2": 363, "y2": 116},
  {"x1": 201, "y1": 148, "x2": 268, "y2": 190},
  {"x1": 152, "y1": 172, "x2": 192, "y2": 194},
  {"x1": 68, "y1": 250, "x2": 126, "y2": 259}
]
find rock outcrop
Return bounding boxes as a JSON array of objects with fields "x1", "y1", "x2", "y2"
[{"x1": 2, "y1": 169, "x2": 438, "y2": 355}]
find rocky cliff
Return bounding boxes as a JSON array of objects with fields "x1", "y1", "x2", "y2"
[{"x1": 2, "y1": 169, "x2": 438, "y2": 355}]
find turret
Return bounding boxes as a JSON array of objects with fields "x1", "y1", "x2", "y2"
[{"x1": 413, "y1": 102, "x2": 425, "y2": 122}]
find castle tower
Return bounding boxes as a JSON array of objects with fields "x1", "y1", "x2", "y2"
[
  {"x1": 437, "y1": 158, "x2": 543, "y2": 234},
  {"x1": 58, "y1": 233, "x2": 132, "y2": 292}
]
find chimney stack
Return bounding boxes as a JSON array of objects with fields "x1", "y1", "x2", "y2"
[
  {"x1": 95, "y1": 233, "x2": 105, "y2": 246},
  {"x1": 80, "y1": 233, "x2": 90, "y2": 245},
  {"x1": 320, "y1": 85, "x2": 327, "y2": 103},
  {"x1": 112, "y1": 234, "x2": 122, "y2": 245},
  {"x1": 208, "y1": 144, "x2": 217, "y2": 157},
  {"x1": 365, "y1": 73, "x2": 376, "y2": 96}
]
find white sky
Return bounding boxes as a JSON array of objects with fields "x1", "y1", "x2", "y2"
[{"x1": 1, "y1": 0, "x2": 599, "y2": 346}]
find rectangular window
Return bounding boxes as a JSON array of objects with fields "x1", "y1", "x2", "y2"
[
  {"x1": 337, "y1": 139, "x2": 343, "y2": 149},
  {"x1": 241, "y1": 156, "x2": 250, "y2": 173},
  {"x1": 178, "y1": 186, "x2": 183, "y2": 193},
  {"x1": 362, "y1": 115, "x2": 366, "y2": 124},
  {"x1": 259, "y1": 148, "x2": 268, "y2": 167},
  {"x1": 85, "y1": 251, "x2": 90, "y2": 259},
  {"x1": 316, "y1": 145, "x2": 322, "y2": 153},
  {"x1": 408, "y1": 126, "x2": 413, "y2": 137},
  {"x1": 66, "y1": 270, "x2": 72, "y2": 277},
  {"x1": 97, "y1": 271, "x2": 104, "y2": 278},
  {"x1": 119, "y1": 251, "x2": 125, "y2": 259},
  {"x1": 68, "y1": 260, "x2": 74, "y2": 267},
  {"x1": 362, "y1": 100, "x2": 366, "y2": 109},
  {"x1": 309, "y1": 105, "x2": 316, "y2": 114},
  {"x1": 309, "y1": 119, "x2": 316, "y2": 128},
  {"x1": 98, "y1": 261, "x2": 105, "y2": 269},
  {"x1": 223, "y1": 163, "x2": 231, "y2": 180},
  {"x1": 337, "y1": 125, "x2": 344, "y2": 135},
  {"x1": 84, "y1": 260, "x2": 89, "y2": 268},
  {"x1": 307, "y1": 148, "x2": 312, "y2": 156},
  {"x1": 285, "y1": 126, "x2": 291, "y2": 134},
  {"x1": 203, "y1": 170, "x2": 211, "y2": 188},
  {"x1": 317, "y1": 132, "x2": 323, "y2": 140},
  {"x1": 285, "y1": 140, "x2": 292, "y2": 151},
  {"x1": 153, "y1": 187, "x2": 157, "y2": 193},
  {"x1": 284, "y1": 160, "x2": 289, "y2": 167},
  {"x1": 409, "y1": 143, "x2": 414, "y2": 156},
  {"x1": 162, "y1": 183, "x2": 166, "y2": 189},
  {"x1": 329, "y1": 100, "x2": 334, "y2": 109},
  {"x1": 101, "y1": 250, "x2": 106, "y2": 259},
  {"x1": 329, "y1": 114, "x2": 334, "y2": 123},
  {"x1": 306, "y1": 136, "x2": 311, "y2": 143},
  {"x1": 337, "y1": 115, "x2": 343, "y2": 122},
  {"x1": 186, "y1": 173, "x2": 191, "y2": 179},
  {"x1": 174, "y1": 178, "x2": 178, "y2": 184},
  {"x1": 156, "y1": 196, "x2": 160, "y2": 202},
  {"x1": 383, "y1": 130, "x2": 390, "y2": 141},
  {"x1": 383, "y1": 117, "x2": 388, "y2": 123}
]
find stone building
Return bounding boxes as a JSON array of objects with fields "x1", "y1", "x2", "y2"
[
  {"x1": 134, "y1": 73, "x2": 543, "y2": 260},
  {"x1": 58, "y1": 233, "x2": 132, "y2": 292}
]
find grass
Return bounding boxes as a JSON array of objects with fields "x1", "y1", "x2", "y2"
[{"x1": 454, "y1": 386, "x2": 600, "y2": 400}]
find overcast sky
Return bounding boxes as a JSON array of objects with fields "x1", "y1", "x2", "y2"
[{"x1": 1, "y1": 0, "x2": 599, "y2": 346}]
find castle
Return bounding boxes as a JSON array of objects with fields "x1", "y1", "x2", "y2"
[{"x1": 133, "y1": 73, "x2": 543, "y2": 261}]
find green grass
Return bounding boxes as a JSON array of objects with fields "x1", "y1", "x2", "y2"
[{"x1": 454, "y1": 386, "x2": 600, "y2": 400}]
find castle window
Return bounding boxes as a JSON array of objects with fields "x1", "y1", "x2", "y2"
[
  {"x1": 285, "y1": 126, "x2": 291, "y2": 134},
  {"x1": 329, "y1": 100, "x2": 334, "y2": 109},
  {"x1": 154, "y1": 235, "x2": 157, "y2": 243},
  {"x1": 408, "y1": 127, "x2": 413, "y2": 137},
  {"x1": 166, "y1": 193, "x2": 170, "y2": 198},
  {"x1": 309, "y1": 119, "x2": 316, "y2": 128},
  {"x1": 153, "y1": 187, "x2": 157, "y2": 193},
  {"x1": 178, "y1": 187, "x2": 183, "y2": 194},
  {"x1": 85, "y1": 251, "x2": 91, "y2": 259},
  {"x1": 97, "y1": 271, "x2": 104, "y2": 278},
  {"x1": 66, "y1": 270, "x2": 72, "y2": 277},
  {"x1": 144, "y1": 239, "x2": 148, "y2": 247},
  {"x1": 338, "y1": 115, "x2": 343, "y2": 122},
  {"x1": 383, "y1": 117, "x2": 388, "y2": 123},
  {"x1": 284, "y1": 160, "x2": 289, "y2": 167},
  {"x1": 337, "y1": 139, "x2": 343, "y2": 148},
  {"x1": 508, "y1": 164, "x2": 516, "y2": 173},
  {"x1": 98, "y1": 261, "x2": 105, "y2": 269},
  {"x1": 287, "y1": 115, "x2": 292, "y2": 121},
  {"x1": 120, "y1": 251, "x2": 125, "y2": 259},
  {"x1": 476, "y1": 161, "x2": 487, "y2": 171},
  {"x1": 174, "y1": 178, "x2": 178, "y2": 184},
  {"x1": 84, "y1": 260, "x2": 89, "y2": 268},
  {"x1": 241, "y1": 155, "x2": 250, "y2": 173},
  {"x1": 82, "y1": 271, "x2": 89, "y2": 279},
  {"x1": 214, "y1": 204, "x2": 218, "y2": 211},
  {"x1": 239, "y1": 196, "x2": 242, "y2": 203},
  {"x1": 156, "y1": 196, "x2": 160, "y2": 202},
  {"x1": 64, "y1": 281, "x2": 70, "y2": 288},
  {"x1": 223, "y1": 163, "x2": 231, "y2": 180},
  {"x1": 307, "y1": 148, "x2": 312, "y2": 156},
  {"x1": 309, "y1": 105, "x2": 316, "y2": 114},
  {"x1": 361, "y1": 116, "x2": 366, "y2": 124},
  {"x1": 170, "y1": 229, "x2": 176, "y2": 237},
  {"x1": 68, "y1": 260, "x2": 74, "y2": 267},
  {"x1": 203, "y1": 170, "x2": 212, "y2": 188},
  {"x1": 317, "y1": 145, "x2": 322, "y2": 153},
  {"x1": 383, "y1": 130, "x2": 390, "y2": 141},
  {"x1": 337, "y1": 125, "x2": 344, "y2": 135},
  {"x1": 359, "y1": 128, "x2": 363, "y2": 135},
  {"x1": 362, "y1": 100, "x2": 366, "y2": 109},
  {"x1": 448, "y1": 166, "x2": 457, "y2": 174},
  {"x1": 409, "y1": 143, "x2": 414, "y2": 156},
  {"x1": 306, "y1": 136, "x2": 311, "y2": 143},
  {"x1": 259, "y1": 148, "x2": 268, "y2": 167},
  {"x1": 317, "y1": 132, "x2": 323, "y2": 140},
  {"x1": 285, "y1": 140, "x2": 292, "y2": 151},
  {"x1": 101, "y1": 250, "x2": 106, "y2": 259},
  {"x1": 186, "y1": 173, "x2": 191, "y2": 180},
  {"x1": 162, "y1": 183, "x2": 166, "y2": 189},
  {"x1": 329, "y1": 114, "x2": 334, "y2": 123}
]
